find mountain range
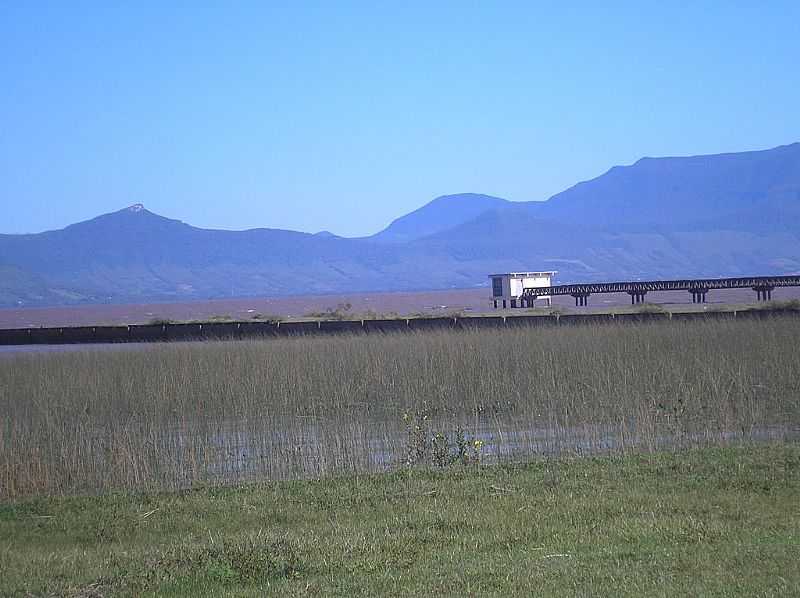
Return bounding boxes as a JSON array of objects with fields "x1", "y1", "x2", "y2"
[{"x1": 2, "y1": 143, "x2": 799, "y2": 307}]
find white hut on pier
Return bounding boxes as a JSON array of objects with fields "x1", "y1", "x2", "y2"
[{"x1": 489, "y1": 271, "x2": 556, "y2": 309}]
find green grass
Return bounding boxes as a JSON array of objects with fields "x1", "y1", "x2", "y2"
[{"x1": 1, "y1": 444, "x2": 798, "y2": 596}]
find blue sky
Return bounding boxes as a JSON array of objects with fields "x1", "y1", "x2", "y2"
[{"x1": 1, "y1": 1, "x2": 799, "y2": 237}]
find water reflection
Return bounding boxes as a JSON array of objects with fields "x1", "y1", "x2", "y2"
[{"x1": 163, "y1": 418, "x2": 800, "y2": 486}]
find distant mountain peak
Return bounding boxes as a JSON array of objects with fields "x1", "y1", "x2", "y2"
[
  {"x1": 55, "y1": 203, "x2": 191, "y2": 237},
  {"x1": 371, "y1": 193, "x2": 511, "y2": 242}
]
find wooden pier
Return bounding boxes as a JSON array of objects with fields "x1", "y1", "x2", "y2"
[{"x1": 520, "y1": 275, "x2": 800, "y2": 307}]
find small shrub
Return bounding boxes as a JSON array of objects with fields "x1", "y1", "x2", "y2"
[
  {"x1": 431, "y1": 432, "x2": 450, "y2": 467},
  {"x1": 251, "y1": 313, "x2": 284, "y2": 323},
  {"x1": 305, "y1": 302, "x2": 353, "y2": 320},
  {"x1": 207, "y1": 314, "x2": 234, "y2": 322},
  {"x1": 403, "y1": 411, "x2": 482, "y2": 467},
  {"x1": 403, "y1": 410, "x2": 430, "y2": 466},
  {"x1": 635, "y1": 302, "x2": 667, "y2": 314},
  {"x1": 759, "y1": 299, "x2": 800, "y2": 312}
]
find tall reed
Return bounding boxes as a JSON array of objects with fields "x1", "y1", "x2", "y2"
[{"x1": 1, "y1": 317, "x2": 798, "y2": 499}]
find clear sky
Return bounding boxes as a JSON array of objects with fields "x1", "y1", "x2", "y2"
[{"x1": 1, "y1": 1, "x2": 799, "y2": 237}]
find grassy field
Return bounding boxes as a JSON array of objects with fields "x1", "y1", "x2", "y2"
[
  {"x1": 2, "y1": 317, "x2": 800, "y2": 499},
  {"x1": 1, "y1": 445, "x2": 798, "y2": 596},
  {"x1": 2, "y1": 317, "x2": 799, "y2": 595}
]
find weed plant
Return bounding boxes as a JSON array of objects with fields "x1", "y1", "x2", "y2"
[{"x1": 1, "y1": 317, "x2": 799, "y2": 499}]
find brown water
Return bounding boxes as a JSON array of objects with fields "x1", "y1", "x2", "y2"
[{"x1": 3, "y1": 286, "x2": 798, "y2": 329}]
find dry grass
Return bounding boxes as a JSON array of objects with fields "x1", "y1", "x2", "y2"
[{"x1": 2, "y1": 317, "x2": 799, "y2": 499}]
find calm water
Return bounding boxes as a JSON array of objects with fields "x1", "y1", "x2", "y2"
[{"x1": 167, "y1": 419, "x2": 800, "y2": 485}]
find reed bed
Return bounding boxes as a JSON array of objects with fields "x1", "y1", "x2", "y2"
[{"x1": 1, "y1": 317, "x2": 799, "y2": 499}]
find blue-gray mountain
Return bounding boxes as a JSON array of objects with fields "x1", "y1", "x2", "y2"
[
  {"x1": 369, "y1": 193, "x2": 511, "y2": 242},
  {"x1": 1, "y1": 143, "x2": 799, "y2": 306}
]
